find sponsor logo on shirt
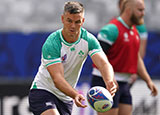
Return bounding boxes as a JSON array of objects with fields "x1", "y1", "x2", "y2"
[
  {"x1": 46, "y1": 102, "x2": 52, "y2": 106},
  {"x1": 61, "y1": 54, "x2": 67, "y2": 63}
]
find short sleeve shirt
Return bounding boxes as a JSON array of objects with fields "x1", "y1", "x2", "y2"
[{"x1": 31, "y1": 28, "x2": 102, "y2": 101}]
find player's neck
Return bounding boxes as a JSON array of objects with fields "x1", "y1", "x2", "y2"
[
  {"x1": 62, "y1": 30, "x2": 80, "y2": 43},
  {"x1": 120, "y1": 15, "x2": 133, "y2": 28}
]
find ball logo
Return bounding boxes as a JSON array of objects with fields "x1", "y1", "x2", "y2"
[
  {"x1": 89, "y1": 89, "x2": 95, "y2": 95},
  {"x1": 102, "y1": 104, "x2": 109, "y2": 109}
]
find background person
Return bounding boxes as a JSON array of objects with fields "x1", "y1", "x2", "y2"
[
  {"x1": 119, "y1": 0, "x2": 148, "y2": 86},
  {"x1": 91, "y1": 0, "x2": 158, "y2": 115}
]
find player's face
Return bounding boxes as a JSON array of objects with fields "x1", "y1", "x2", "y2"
[
  {"x1": 130, "y1": 0, "x2": 145, "y2": 25},
  {"x1": 61, "y1": 12, "x2": 85, "y2": 41}
]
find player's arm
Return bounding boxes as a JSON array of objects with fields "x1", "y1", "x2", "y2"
[
  {"x1": 88, "y1": 26, "x2": 118, "y2": 96},
  {"x1": 42, "y1": 36, "x2": 87, "y2": 108},
  {"x1": 97, "y1": 24, "x2": 118, "y2": 54},
  {"x1": 139, "y1": 39, "x2": 147, "y2": 58},
  {"x1": 137, "y1": 52, "x2": 158, "y2": 96},
  {"x1": 136, "y1": 24, "x2": 148, "y2": 58},
  {"x1": 47, "y1": 63, "x2": 77, "y2": 98},
  {"x1": 47, "y1": 63, "x2": 87, "y2": 108},
  {"x1": 91, "y1": 52, "x2": 117, "y2": 97},
  {"x1": 91, "y1": 24, "x2": 118, "y2": 96}
]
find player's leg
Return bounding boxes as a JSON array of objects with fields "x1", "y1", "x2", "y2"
[
  {"x1": 41, "y1": 108, "x2": 60, "y2": 115},
  {"x1": 29, "y1": 89, "x2": 73, "y2": 115},
  {"x1": 118, "y1": 82, "x2": 132, "y2": 115},
  {"x1": 39, "y1": 96, "x2": 73, "y2": 115},
  {"x1": 28, "y1": 89, "x2": 59, "y2": 115},
  {"x1": 118, "y1": 103, "x2": 132, "y2": 115}
]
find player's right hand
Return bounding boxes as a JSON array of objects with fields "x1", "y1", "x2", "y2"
[{"x1": 74, "y1": 94, "x2": 87, "y2": 108}]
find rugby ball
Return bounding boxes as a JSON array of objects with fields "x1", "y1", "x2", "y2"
[{"x1": 87, "y1": 86, "x2": 113, "y2": 112}]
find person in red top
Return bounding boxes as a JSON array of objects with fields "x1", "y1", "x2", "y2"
[
  {"x1": 91, "y1": 0, "x2": 158, "y2": 115},
  {"x1": 119, "y1": 0, "x2": 149, "y2": 87}
]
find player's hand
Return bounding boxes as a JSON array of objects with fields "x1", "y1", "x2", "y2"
[
  {"x1": 106, "y1": 81, "x2": 117, "y2": 97},
  {"x1": 146, "y1": 80, "x2": 158, "y2": 96},
  {"x1": 74, "y1": 94, "x2": 87, "y2": 108},
  {"x1": 129, "y1": 74, "x2": 138, "y2": 85}
]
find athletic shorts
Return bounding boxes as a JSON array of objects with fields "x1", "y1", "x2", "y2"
[
  {"x1": 28, "y1": 89, "x2": 73, "y2": 115},
  {"x1": 91, "y1": 75, "x2": 132, "y2": 108}
]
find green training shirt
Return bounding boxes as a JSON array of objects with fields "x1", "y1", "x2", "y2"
[{"x1": 31, "y1": 28, "x2": 102, "y2": 101}]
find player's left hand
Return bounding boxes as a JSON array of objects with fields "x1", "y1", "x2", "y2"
[
  {"x1": 106, "y1": 80, "x2": 117, "y2": 97},
  {"x1": 147, "y1": 80, "x2": 158, "y2": 96}
]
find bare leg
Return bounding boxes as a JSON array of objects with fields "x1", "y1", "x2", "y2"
[
  {"x1": 118, "y1": 103, "x2": 132, "y2": 115},
  {"x1": 41, "y1": 109, "x2": 60, "y2": 115}
]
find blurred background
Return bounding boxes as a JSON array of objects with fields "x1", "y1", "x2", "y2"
[{"x1": 0, "y1": 0, "x2": 160, "y2": 115}]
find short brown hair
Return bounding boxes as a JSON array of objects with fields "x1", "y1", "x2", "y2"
[{"x1": 64, "y1": 1, "x2": 84, "y2": 14}]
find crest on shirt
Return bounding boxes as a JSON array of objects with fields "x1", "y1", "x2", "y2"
[
  {"x1": 124, "y1": 32, "x2": 129, "y2": 42},
  {"x1": 78, "y1": 50, "x2": 84, "y2": 58},
  {"x1": 61, "y1": 54, "x2": 67, "y2": 63}
]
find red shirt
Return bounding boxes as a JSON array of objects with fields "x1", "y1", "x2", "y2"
[
  {"x1": 93, "y1": 18, "x2": 140, "y2": 74},
  {"x1": 108, "y1": 19, "x2": 140, "y2": 73}
]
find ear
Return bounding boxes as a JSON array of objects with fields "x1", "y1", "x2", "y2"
[
  {"x1": 82, "y1": 18, "x2": 85, "y2": 23},
  {"x1": 82, "y1": 18, "x2": 85, "y2": 25},
  {"x1": 61, "y1": 15, "x2": 64, "y2": 23},
  {"x1": 125, "y1": 7, "x2": 132, "y2": 16}
]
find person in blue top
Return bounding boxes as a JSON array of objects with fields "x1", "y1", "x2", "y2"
[{"x1": 28, "y1": 1, "x2": 117, "y2": 115}]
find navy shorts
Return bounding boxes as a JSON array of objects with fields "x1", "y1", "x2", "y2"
[
  {"x1": 91, "y1": 75, "x2": 132, "y2": 108},
  {"x1": 28, "y1": 89, "x2": 73, "y2": 115}
]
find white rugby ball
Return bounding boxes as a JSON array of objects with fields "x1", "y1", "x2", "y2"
[{"x1": 87, "y1": 86, "x2": 113, "y2": 112}]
